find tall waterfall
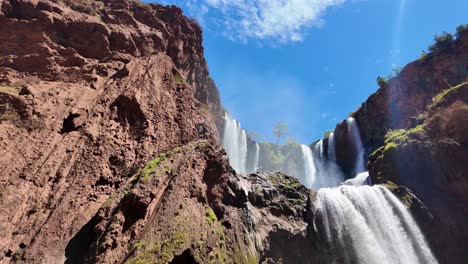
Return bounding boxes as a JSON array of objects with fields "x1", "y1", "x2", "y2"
[
  {"x1": 298, "y1": 142, "x2": 344, "y2": 189},
  {"x1": 328, "y1": 132, "x2": 336, "y2": 161},
  {"x1": 347, "y1": 117, "x2": 365, "y2": 175},
  {"x1": 253, "y1": 143, "x2": 260, "y2": 172},
  {"x1": 314, "y1": 177, "x2": 438, "y2": 264},
  {"x1": 222, "y1": 113, "x2": 248, "y2": 173},
  {"x1": 312, "y1": 140, "x2": 345, "y2": 189},
  {"x1": 300, "y1": 144, "x2": 316, "y2": 188}
]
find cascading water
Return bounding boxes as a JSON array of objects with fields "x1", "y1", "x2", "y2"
[
  {"x1": 253, "y1": 142, "x2": 260, "y2": 172},
  {"x1": 310, "y1": 140, "x2": 345, "y2": 189},
  {"x1": 314, "y1": 174, "x2": 438, "y2": 264},
  {"x1": 300, "y1": 144, "x2": 316, "y2": 188},
  {"x1": 328, "y1": 132, "x2": 336, "y2": 161},
  {"x1": 347, "y1": 117, "x2": 365, "y2": 175},
  {"x1": 222, "y1": 113, "x2": 248, "y2": 173}
]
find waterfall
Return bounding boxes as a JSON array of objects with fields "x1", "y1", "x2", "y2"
[
  {"x1": 328, "y1": 132, "x2": 336, "y2": 161},
  {"x1": 341, "y1": 171, "x2": 372, "y2": 186},
  {"x1": 222, "y1": 113, "x2": 248, "y2": 173},
  {"x1": 300, "y1": 144, "x2": 316, "y2": 188},
  {"x1": 314, "y1": 177, "x2": 438, "y2": 264},
  {"x1": 315, "y1": 140, "x2": 324, "y2": 158},
  {"x1": 310, "y1": 140, "x2": 345, "y2": 189},
  {"x1": 253, "y1": 143, "x2": 260, "y2": 172},
  {"x1": 347, "y1": 117, "x2": 365, "y2": 175}
]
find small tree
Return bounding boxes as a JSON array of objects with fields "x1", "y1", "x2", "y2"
[
  {"x1": 456, "y1": 24, "x2": 468, "y2": 38},
  {"x1": 428, "y1": 32, "x2": 454, "y2": 52},
  {"x1": 273, "y1": 121, "x2": 288, "y2": 145},
  {"x1": 247, "y1": 130, "x2": 261, "y2": 141}
]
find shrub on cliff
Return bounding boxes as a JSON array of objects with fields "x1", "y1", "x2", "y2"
[
  {"x1": 428, "y1": 32, "x2": 454, "y2": 52},
  {"x1": 456, "y1": 24, "x2": 468, "y2": 38}
]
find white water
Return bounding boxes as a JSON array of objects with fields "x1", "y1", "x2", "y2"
[
  {"x1": 300, "y1": 144, "x2": 316, "y2": 188},
  {"x1": 314, "y1": 175, "x2": 438, "y2": 264},
  {"x1": 299, "y1": 142, "x2": 344, "y2": 189},
  {"x1": 347, "y1": 117, "x2": 366, "y2": 174},
  {"x1": 341, "y1": 171, "x2": 371, "y2": 186},
  {"x1": 222, "y1": 113, "x2": 248, "y2": 173},
  {"x1": 253, "y1": 142, "x2": 260, "y2": 172},
  {"x1": 328, "y1": 132, "x2": 336, "y2": 161}
]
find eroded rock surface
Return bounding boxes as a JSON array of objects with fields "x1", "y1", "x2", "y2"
[{"x1": 0, "y1": 1, "x2": 319, "y2": 263}]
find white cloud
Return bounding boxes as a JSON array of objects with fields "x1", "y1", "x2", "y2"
[{"x1": 169, "y1": 0, "x2": 346, "y2": 44}]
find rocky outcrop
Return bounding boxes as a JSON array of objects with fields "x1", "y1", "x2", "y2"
[
  {"x1": 353, "y1": 32, "x2": 468, "y2": 151},
  {"x1": 0, "y1": 0, "x2": 225, "y2": 262},
  {"x1": 368, "y1": 83, "x2": 468, "y2": 263},
  {"x1": 318, "y1": 32, "x2": 468, "y2": 177},
  {"x1": 0, "y1": 0, "x2": 221, "y2": 116},
  {"x1": 67, "y1": 140, "x2": 321, "y2": 263},
  {"x1": 0, "y1": 1, "x2": 322, "y2": 263}
]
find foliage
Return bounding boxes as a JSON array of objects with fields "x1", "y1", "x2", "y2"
[
  {"x1": 273, "y1": 121, "x2": 288, "y2": 145},
  {"x1": 205, "y1": 206, "x2": 217, "y2": 225},
  {"x1": 12, "y1": 249, "x2": 24, "y2": 263},
  {"x1": 174, "y1": 72, "x2": 184, "y2": 84},
  {"x1": 418, "y1": 50, "x2": 428, "y2": 61},
  {"x1": 130, "y1": 146, "x2": 182, "y2": 185},
  {"x1": 377, "y1": 66, "x2": 403, "y2": 87},
  {"x1": 428, "y1": 32, "x2": 454, "y2": 52},
  {"x1": 0, "y1": 85, "x2": 19, "y2": 94},
  {"x1": 233, "y1": 245, "x2": 259, "y2": 264},
  {"x1": 377, "y1": 76, "x2": 388, "y2": 87},
  {"x1": 392, "y1": 66, "x2": 403, "y2": 76},
  {"x1": 384, "y1": 125, "x2": 425, "y2": 144},
  {"x1": 323, "y1": 130, "x2": 333, "y2": 138},
  {"x1": 267, "y1": 173, "x2": 300, "y2": 189},
  {"x1": 262, "y1": 142, "x2": 286, "y2": 167},
  {"x1": 62, "y1": 0, "x2": 97, "y2": 15},
  {"x1": 246, "y1": 130, "x2": 261, "y2": 141},
  {"x1": 456, "y1": 24, "x2": 468, "y2": 38},
  {"x1": 431, "y1": 82, "x2": 467, "y2": 108}
]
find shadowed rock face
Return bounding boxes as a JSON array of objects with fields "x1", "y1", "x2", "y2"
[{"x1": 368, "y1": 84, "x2": 468, "y2": 264}]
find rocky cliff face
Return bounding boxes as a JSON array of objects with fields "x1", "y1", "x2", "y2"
[
  {"x1": 0, "y1": 0, "x2": 321, "y2": 263},
  {"x1": 315, "y1": 31, "x2": 468, "y2": 263},
  {"x1": 325, "y1": 33, "x2": 468, "y2": 178},
  {"x1": 368, "y1": 82, "x2": 468, "y2": 263}
]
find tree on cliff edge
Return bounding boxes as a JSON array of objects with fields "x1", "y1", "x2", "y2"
[{"x1": 273, "y1": 121, "x2": 288, "y2": 145}]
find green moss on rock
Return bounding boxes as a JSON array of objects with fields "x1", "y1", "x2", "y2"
[{"x1": 431, "y1": 81, "x2": 467, "y2": 108}]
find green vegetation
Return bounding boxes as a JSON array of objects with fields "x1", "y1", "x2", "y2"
[
  {"x1": 428, "y1": 32, "x2": 454, "y2": 52},
  {"x1": 233, "y1": 245, "x2": 259, "y2": 264},
  {"x1": 430, "y1": 82, "x2": 467, "y2": 108},
  {"x1": 261, "y1": 142, "x2": 286, "y2": 167},
  {"x1": 12, "y1": 249, "x2": 24, "y2": 263},
  {"x1": 130, "y1": 146, "x2": 182, "y2": 185},
  {"x1": 377, "y1": 66, "x2": 404, "y2": 87},
  {"x1": 384, "y1": 125, "x2": 425, "y2": 145},
  {"x1": 174, "y1": 72, "x2": 184, "y2": 84},
  {"x1": 127, "y1": 232, "x2": 187, "y2": 264},
  {"x1": 246, "y1": 130, "x2": 261, "y2": 141},
  {"x1": 267, "y1": 173, "x2": 300, "y2": 189},
  {"x1": 323, "y1": 130, "x2": 333, "y2": 138},
  {"x1": 273, "y1": 121, "x2": 288, "y2": 145},
  {"x1": 418, "y1": 50, "x2": 428, "y2": 61},
  {"x1": 0, "y1": 85, "x2": 19, "y2": 94},
  {"x1": 205, "y1": 206, "x2": 217, "y2": 225},
  {"x1": 377, "y1": 76, "x2": 387, "y2": 87},
  {"x1": 62, "y1": 0, "x2": 97, "y2": 15},
  {"x1": 456, "y1": 24, "x2": 468, "y2": 38}
]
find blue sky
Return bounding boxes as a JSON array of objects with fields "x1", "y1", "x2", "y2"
[{"x1": 150, "y1": 0, "x2": 468, "y2": 144}]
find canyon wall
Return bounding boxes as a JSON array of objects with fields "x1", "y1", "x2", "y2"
[{"x1": 0, "y1": 0, "x2": 310, "y2": 262}]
